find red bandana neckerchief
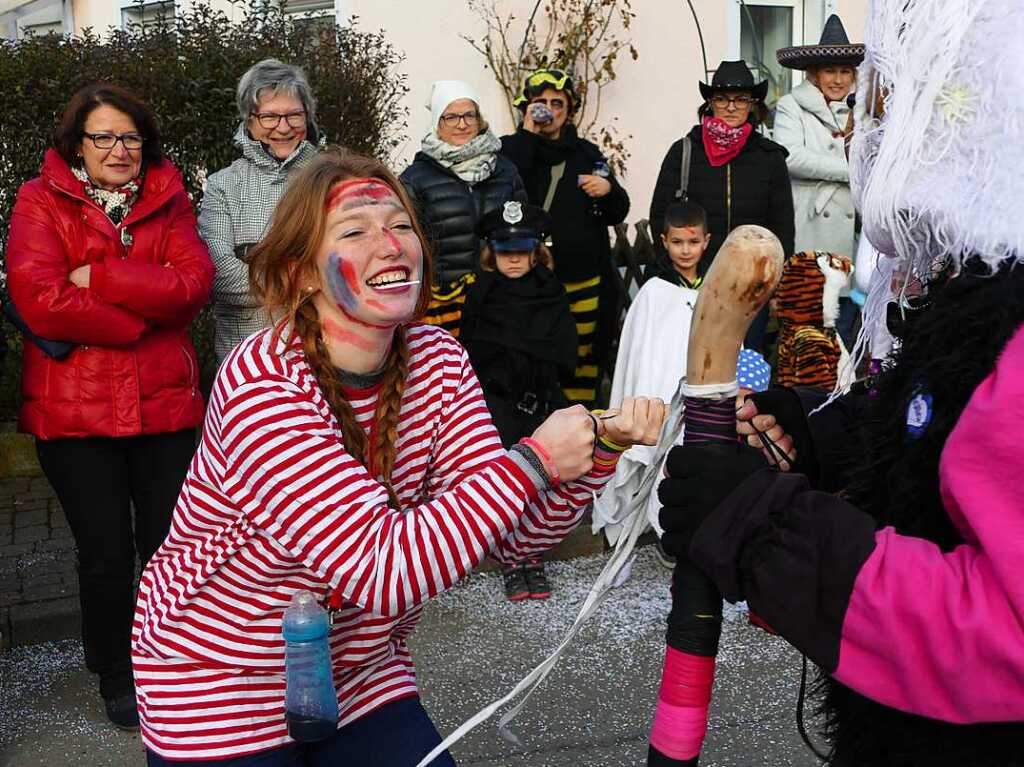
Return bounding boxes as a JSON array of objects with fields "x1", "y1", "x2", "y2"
[{"x1": 701, "y1": 116, "x2": 753, "y2": 168}]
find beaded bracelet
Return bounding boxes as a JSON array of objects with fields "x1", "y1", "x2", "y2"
[{"x1": 519, "y1": 437, "x2": 561, "y2": 487}]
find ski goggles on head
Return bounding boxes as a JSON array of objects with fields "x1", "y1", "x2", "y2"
[
  {"x1": 491, "y1": 236, "x2": 540, "y2": 253},
  {"x1": 514, "y1": 69, "x2": 576, "y2": 108}
]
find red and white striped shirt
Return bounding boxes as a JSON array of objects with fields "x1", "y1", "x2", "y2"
[{"x1": 132, "y1": 323, "x2": 619, "y2": 760}]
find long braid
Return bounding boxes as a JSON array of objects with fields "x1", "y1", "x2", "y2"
[
  {"x1": 372, "y1": 329, "x2": 410, "y2": 508},
  {"x1": 294, "y1": 295, "x2": 408, "y2": 509},
  {"x1": 247, "y1": 150, "x2": 436, "y2": 511},
  {"x1": 294, "y1": 298, "x2": 369, "y2": 469}
]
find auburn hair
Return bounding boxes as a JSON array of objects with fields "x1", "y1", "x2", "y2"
[
  {"x1": 248, "y1": 149, "x2": 433, "y2": 508},
  {"x1": 479, "y1": 243, "x2": 555, "y2": 272}
]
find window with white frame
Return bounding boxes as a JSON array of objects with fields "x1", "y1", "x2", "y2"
[
  {"x1": 14, "y1": 0, "x2": 65, "y2": 39},
  {"x1": 283, "y1": 0, "x2": 334, "y2": 30},
  {"x1": 18, "y1": 19, "x2": 62, "y2": 37},
  {"x1": 732, "y1": 0, "x2": 807, "y2": 112},
  {"x1": 121, "y1": 1, "x2": 176, "y2": 31}
]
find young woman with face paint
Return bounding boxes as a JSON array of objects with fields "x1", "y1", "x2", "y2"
[{"x1": 131, "y1": 150, "x2": 666, "y2": 766}]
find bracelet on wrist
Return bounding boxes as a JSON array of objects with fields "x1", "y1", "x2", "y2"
[
  {"x1": 590, "y1": 410, "x2": 631, "y2": 453},
  {"x1": 597, "y1": 436, "x2": 630, "y2": 453},
  {"x1": 519, "y1": 437, "x2": 561, "y2": 487},
  {"x1": 510, "y1": 444, "x2": 553, "y2": 491}
]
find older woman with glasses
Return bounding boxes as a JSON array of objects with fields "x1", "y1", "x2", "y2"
[
  {"x1": 649, "y1": 60, "x2": 794, "y2": 354},
  {"x1": 199, "y1": 58, "x2": 322, "y2": 361},
  {"x1": 5, "y1": 82, "x2": 213, "y2": 730},
  {"x1": 399, "y1": 80, "x2": 526, "y2": 335}
]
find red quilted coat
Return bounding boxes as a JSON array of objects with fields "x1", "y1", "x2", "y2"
[{"x1": 6, "y1": 149, "x2": 214, "y2": 440}]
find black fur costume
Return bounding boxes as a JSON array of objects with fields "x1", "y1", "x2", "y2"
[{"x1": 813, "y1": 260, "x2": 1024, "y2": 766}]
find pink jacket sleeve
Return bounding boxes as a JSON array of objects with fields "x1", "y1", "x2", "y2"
[{"x1": 834, "y1": 325, "x2": 1024, "y2": 723}]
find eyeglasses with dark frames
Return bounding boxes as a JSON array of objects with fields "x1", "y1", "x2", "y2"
[
  {"x1": 710, "y1": 94, "x2": 754, "y2": 108},
  {"x1": 439, "y1": 111, "x2": 480, "y2": 127},
  {"x1": 83, "y1": 132, "x2": 145, "y2": 150},
  {"x1": 251, "y1": 111, "x2": 307, "y2": 130}
]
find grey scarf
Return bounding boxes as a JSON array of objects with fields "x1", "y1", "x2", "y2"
[{"x1": 420, "y1": 129, "x2": 502, "y2": 184}]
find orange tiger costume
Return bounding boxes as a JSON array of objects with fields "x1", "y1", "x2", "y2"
[{"x1": 774, "y1": 250, "x2": 852, "y2": 389}]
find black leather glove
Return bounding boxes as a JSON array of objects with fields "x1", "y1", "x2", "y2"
[
  {"x1": 657, "y1": 443, "x2": 768, "y2": 559},
  {"x1": 746, "y1": 387, "x2": 819, "y2": 484}
]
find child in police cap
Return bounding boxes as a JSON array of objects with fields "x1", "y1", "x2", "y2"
[{"x1": 460, "y1": 200, "x2": 577, "y2": 601}]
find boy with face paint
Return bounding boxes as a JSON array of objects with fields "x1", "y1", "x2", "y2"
[{"x1": 131, "y1": 151, "x2": 667, "y2": 766}]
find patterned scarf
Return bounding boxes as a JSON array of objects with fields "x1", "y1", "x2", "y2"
[
  {"x1": 420, "y1": 129, "x2": 502, "y2": 184},
  {"x1": 72, "y1": 165, "x2": 141, "y2": 225},
  {"x1": 701, "y1": 116, "x2": 753, "y2": 168}
]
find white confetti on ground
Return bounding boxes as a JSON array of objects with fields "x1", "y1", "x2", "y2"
[{"x1": 0, "y1": 546, "x2": 821, "y2": 766}]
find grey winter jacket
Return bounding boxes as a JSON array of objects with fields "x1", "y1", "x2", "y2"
[{"x1": 198, "y1": 124, "x2": 319, "y2": 361}]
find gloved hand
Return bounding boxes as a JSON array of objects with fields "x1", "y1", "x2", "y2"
[
  {"x1": 737, "y1": 387, "x2": 819, "y2": 482},
  {"x1": 658, "y1": 442, "x2": 768, "y2": 559}
]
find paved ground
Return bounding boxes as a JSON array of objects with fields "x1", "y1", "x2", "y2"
[{"x1": 0, "y1": 548, "x2": 823, "y2": 767}]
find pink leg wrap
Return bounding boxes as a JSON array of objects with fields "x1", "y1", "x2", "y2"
[{"x1": 649, "y1": 646, "x2": 716, "y2": 761}]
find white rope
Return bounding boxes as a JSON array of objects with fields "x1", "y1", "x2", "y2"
[{"x1": 414, "y1": 381, "x2": 691, "y2": 767}]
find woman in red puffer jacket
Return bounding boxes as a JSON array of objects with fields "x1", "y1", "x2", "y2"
[{"x1": 5, "y1": 83, "x2": 213, "y2": 730}]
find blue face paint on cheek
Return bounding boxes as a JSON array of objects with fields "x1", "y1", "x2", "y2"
[{"x1": 325, "y1": 252, "x2": 361, "y2": 315}]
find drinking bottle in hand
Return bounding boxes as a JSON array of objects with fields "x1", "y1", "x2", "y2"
[
  {"x1": 530, "y1": 102, "x2": 554, "y2": 125},
  {"x1": 283, "y1": 591, "x2": 338, "y2": 742}
]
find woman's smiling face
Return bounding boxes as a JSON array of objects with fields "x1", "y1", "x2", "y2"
[{"x1": 314, "y1": 179, "x2": 423, "y2": 330}]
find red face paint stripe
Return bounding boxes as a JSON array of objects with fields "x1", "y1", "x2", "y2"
[
  {"x1": 338, "y1": 303, "x2": 393, "y2": 330},
  {"x1": 338, "y1": 257, "x2": 362, "y2": 296},
  {"x1": 321, "y1": 316, "x2": 379, "y2": 352},
  {"x1": 382, "y1": 228, "x2": 402, "y2": 252},
  {"x1": 366, "y1": 299, "x2": 388, "y2": 311},
  {"x1": 326, "y1": 178, "x2": 395, "y2": 210}
]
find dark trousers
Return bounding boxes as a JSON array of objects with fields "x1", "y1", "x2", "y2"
[
  {"x1": 836, "y1": 296, "x2": 861, "y2": 351},
  {"x1": 145, "y1": 696, "x2": 457, "y2": 767},
  {"x1": 35, "y1": 429, "x2": 195, "y2": 698}
]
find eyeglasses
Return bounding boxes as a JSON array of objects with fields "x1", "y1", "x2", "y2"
[
  {"x1": 710, "y1": 94, "x2": 754, "y2": 109},
  {"x1": 251, "y1": 111, "x2": 307, "y2": 130},
  {"x1": 83, "y1": 132, "x2": 144, "y2": 150},
  {"x1": 530, "y1": 97, "x2": 566, "y2": 111},
  {"x1": 439, "y1": 111, "x2": 479, "y2": 127}
]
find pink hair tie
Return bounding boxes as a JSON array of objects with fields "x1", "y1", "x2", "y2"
[{"x1": 519, "y1": 438, "x2": 561, "y2": 487}]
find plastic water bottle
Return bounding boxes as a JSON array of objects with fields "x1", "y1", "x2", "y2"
[{"x1": 282, "y1": 591, "x2": 338, "y2": 742}]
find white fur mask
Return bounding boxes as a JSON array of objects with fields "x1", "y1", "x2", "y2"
[{"x1": 850, "y1": 0, "x2": 1024, "y2": 283}]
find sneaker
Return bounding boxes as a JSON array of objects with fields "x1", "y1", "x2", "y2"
[
  {"x1": 503, "y1": 563, "x2": 530, "y2": 601},
  {"x1": 523, "y1": 558, "x2": 551, "y2": 600},
  {"x1": 654, "y1": 538, "x2": 677, "y2": 569},
  {"x1": 103, "y1": 692, "x2": 140, "y2": 731}
]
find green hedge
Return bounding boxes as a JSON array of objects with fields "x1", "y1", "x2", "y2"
[{"x1": 0, "y1": 1, "x2": 409, "y2": 420}]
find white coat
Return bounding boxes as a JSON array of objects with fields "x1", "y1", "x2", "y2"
[
  {"x1": 773, "y1": 79, "x2": 856, "y2": 258},
  {"x1": 592, "y1": 278, "x2": 699, "y2": 544}
]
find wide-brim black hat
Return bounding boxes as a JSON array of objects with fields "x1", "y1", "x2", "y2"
[
  {"x1": 777, "y1": 14, "x2": 865, "y2": 71},
  {"x1": 699, "y1": 59, "x2": 769, "y2": 102}
]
